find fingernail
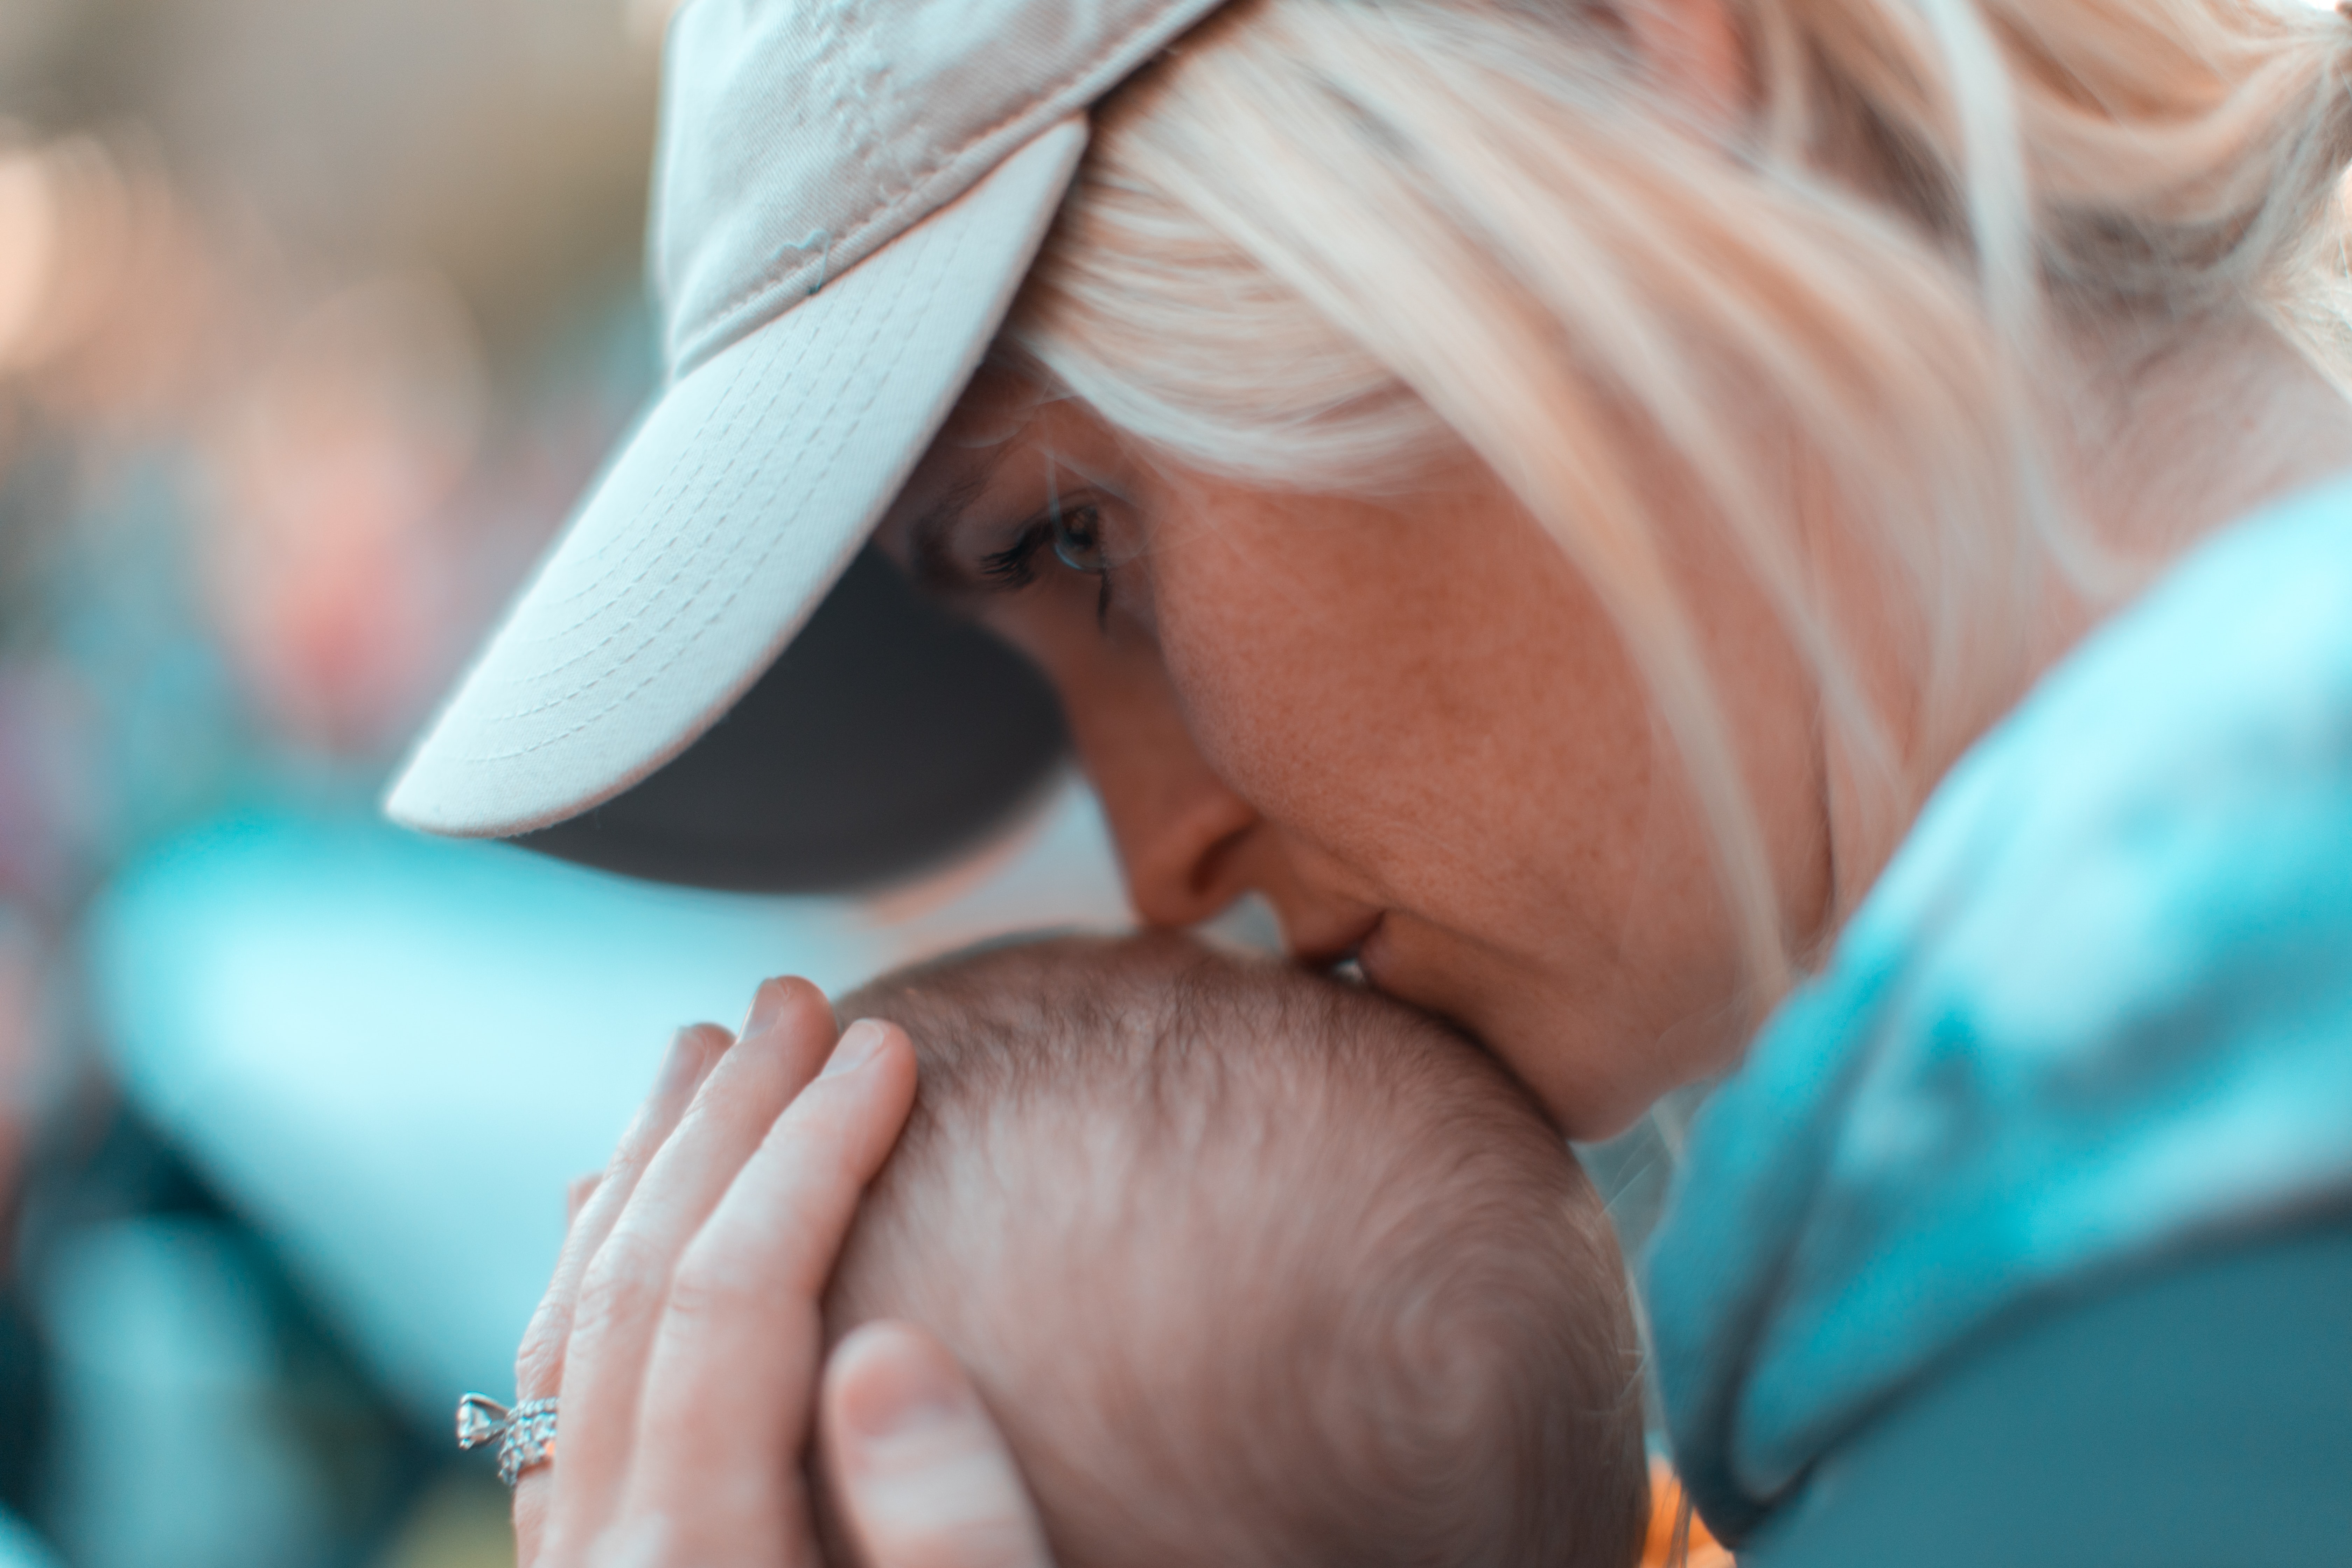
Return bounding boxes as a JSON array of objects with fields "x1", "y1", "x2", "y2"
[
  {"x1": 821, "y1": 1019, "x2": 888, "y2": 1078},
  {"x1": 652, "y1": 1026, "x2": 706, "y2": 1099},
  {"x1": 742, "y1": 977, "x2": 793, "y2": 1036}
]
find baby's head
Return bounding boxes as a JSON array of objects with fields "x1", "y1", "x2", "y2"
[{"x1": 824, "y1": 934, "x2": 1648, "y2": 1568}]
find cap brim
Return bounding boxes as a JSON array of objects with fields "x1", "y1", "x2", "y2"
[
  {"x1": 386, "y1": 119, "x2": 1088, "y2": 870},
  {"x1": 506, "y1": 545, "x2": 1068, "y2": 892}
]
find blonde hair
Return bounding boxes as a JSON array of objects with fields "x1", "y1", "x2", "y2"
[{"x1": 1001, "y1": 0, "x2": 2352, "y2": 1001}]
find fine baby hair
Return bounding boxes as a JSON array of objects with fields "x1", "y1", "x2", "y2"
[{"x1": 820, "y1": 933, "x2": 1649, "y2": 1568}]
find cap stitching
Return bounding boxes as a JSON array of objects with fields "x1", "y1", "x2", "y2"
[
  {"x1": 471, "y1": 259, "x2": 869, "y2": 713},
  {"x1": 499, "y1": 310, "x2": 782, "y2": 656},
  {"x1": 463, "y1": 361, "x2": 790, "y2": 704},
  {"x1": 464, "y1": 306, "x2": 851, "y2": 729},
  {"x1": 506, "y1": 329, "x2": 772, "y2": 627},
  {"x1": 457, "y1": 211, "x2": 962, "y2": 754},
  {"x1": 458, "y1": 217, "x2": 961, "y2": 760}
]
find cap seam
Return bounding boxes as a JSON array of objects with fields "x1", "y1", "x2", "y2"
[
  {"x1": 671, "y1": 24, "x2": 1154, "y2": 379},
  {"x1": 674, "y1": 120, "x2": 1059, "y2": 376},
  {"x1": 844, "y1": 0, "x2": 921, "y2": 223}
]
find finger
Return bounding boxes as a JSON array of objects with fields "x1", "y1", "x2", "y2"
[
  {"x1": 566, "y1": 1171, "x2": 603, "y2": 1226},
  {"x1": 620, "y1": 1020, "x2": 918, "y2": 1550},
  {"x1": 546, "y1": 977, "x2": 841, "y2": 1552},
  {"x1": 519, "y1": 1025, "x2": 730, "y2": 1399},
  {"x1": 824, "y1": 1322, "x2": 1054, "y2": 1568},
  {"x1": 513, "y1": 1022, "x2": 727, "y2": 1564}
]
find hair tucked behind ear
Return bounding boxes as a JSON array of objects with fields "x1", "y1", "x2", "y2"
[{"x1": 1005, "y1": 0, "x2": 2352, "y2": 1002}]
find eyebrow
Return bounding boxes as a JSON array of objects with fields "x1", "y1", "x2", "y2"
[
  {"x1": 904, "y1": 460, "x2": 1007, "y2": 600},
  {"x1": 902, "y1": 438, "x2": 1140, "y2": 596}
]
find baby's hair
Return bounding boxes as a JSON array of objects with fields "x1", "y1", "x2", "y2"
[{"x1": 827, "y1": 933, "x2": 1650, "y2": 1568}]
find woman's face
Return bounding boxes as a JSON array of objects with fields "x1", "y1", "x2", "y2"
[{"x1": 877, "y1": 369, "x2": 1829, "y2": 1138}]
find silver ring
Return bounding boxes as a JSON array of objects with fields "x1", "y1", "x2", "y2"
[{"x1": 456, "y1": 1393, "x2": 559, "y2": 1487}]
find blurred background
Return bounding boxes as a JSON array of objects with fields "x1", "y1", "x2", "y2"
[{"x1": 0, "y1": 3, "x2": 1172, "y2": 1564}]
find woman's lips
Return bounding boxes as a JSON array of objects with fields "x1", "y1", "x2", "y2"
[
  {"x1": 1350, "y1": 913, "x2": 1394, "y2": 991},
  {"x1": 1288, "y1": 908, "x2": 1385, "y2": 973},
  {"x1": 1354, "y1": 919, "x2": 1491, "y2": 1061}
]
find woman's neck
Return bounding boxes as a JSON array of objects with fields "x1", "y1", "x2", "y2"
[
  {"x1": 1820, "y1": 310, "x2": 2352, "y2": 930},
  {"x1": 2063, "y1": 311, "x2": 2352, "y2": 567}
]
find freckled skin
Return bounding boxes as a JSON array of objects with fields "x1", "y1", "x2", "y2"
[{"x1": 880, "y1": 369, "x2": 1829, "y2": 1139}]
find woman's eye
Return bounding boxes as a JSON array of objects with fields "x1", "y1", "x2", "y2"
[
  {"x1": 973, "y1": 499, "x2": 1118, "y2": 630},
  {"x1": 1049, "y1": 504, "x2": 1108, "y2": 575},
  {"x1": 977, "y1": 503, "x2": 1110, "y2": 588}
]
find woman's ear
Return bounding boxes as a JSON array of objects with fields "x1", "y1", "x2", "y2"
[{"x1": 1618, "y1": 0, "x2": 1751, "y2": 136}]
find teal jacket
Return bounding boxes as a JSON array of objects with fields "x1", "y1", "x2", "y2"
[{"x1": 1646, "y1": 474, "x2": 2352, "y2": 1539}]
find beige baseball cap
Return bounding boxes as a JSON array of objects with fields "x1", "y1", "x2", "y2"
[{"x1": 385, "y1": 0, "x2": 1226, "y2": 888}]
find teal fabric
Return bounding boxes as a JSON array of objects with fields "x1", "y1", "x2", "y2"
[
  {"x1": 1733, "y1": 1220, "x2": 2352, "y2": 1567},
  {"x1": 1644, "y1": 474, "x2": 2352, "y2": 1541}
]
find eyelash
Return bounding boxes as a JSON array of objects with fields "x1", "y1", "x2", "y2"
[{"x1": 979, "y1": 502, "x2": 1115, "y2": 627}]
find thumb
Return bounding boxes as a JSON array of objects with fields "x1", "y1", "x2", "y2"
[{"x1": 822, "y1": 1321, "x2": 1054, "y2": 1568}]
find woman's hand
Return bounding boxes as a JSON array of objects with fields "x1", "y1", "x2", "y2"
[{"x1": 509, "y1": 976, "x2": 1055, "y2": 1567}]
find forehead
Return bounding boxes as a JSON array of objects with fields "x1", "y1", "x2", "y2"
[
  {"x1": 877, "y1": 370, "x2": 1038, "y2": 548},
  {"x1": 875, "y1": 367, "x2": 1144, "y2": 564}
]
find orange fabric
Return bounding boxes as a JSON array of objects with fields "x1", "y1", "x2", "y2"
[{"x1": 1641, "y1": 1461, "x2": 1735, "y2": 1567}]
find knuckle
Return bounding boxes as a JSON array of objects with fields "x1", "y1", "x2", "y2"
[
  {"x1": 600, "y1": 1134, "x2": 658, "y2": 1190},
  {"x1": 514, "y1": 1310, "x2": 570, "y2": 1397},
  {"x1": 661, "y1": 1245, "x2": 757, "y2": 1330},
  {"x1": 571, "y1": 1232, "x2": 666, "y2": 1343}
]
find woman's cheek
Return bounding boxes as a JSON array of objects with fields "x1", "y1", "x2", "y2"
[
  {"x1": 1170, "y1": 656, "x2": 1419, "y2": 906},
  {"x1": 1156, "y1": 604, "x2": 1330, "y2": 818},
  {"x1": 1143, "y1": 492, "x2": 1464, "y2": 879}
]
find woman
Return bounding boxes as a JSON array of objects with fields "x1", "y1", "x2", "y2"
[{"x1": 390, "y1": 0, "x2": 2352, "y2": 1562}]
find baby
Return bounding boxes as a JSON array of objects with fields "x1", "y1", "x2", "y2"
[{"x1": 821, "y1": 933, "x2": 1650, "y2": 1568}]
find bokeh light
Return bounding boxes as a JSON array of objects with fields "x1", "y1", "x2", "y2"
[{"x1": 0, "y1": 5, "x2": 1143, "y2": 1565}]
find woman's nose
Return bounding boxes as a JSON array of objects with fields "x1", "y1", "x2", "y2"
[{"x1": 1064, "y1": 672, "x2": 1262, "y2": 930}]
